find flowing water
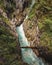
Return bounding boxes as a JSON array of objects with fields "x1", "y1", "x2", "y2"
[
  {"x1": 16, "y1": 24, "x2": 46, "y2": 65},
  {"x1": 16, "y1": 0, "x2": 47, "y2": 65}
]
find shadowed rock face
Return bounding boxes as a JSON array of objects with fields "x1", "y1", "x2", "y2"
[
  {"x1": 0, "y1": 0, "x2": 32, "y2": 26},
  {"x1": 0, "y1": 0, "x2": 34, "y2": 37},
  {"x1": 5, "y1": 0, "x2": 31, "y2": 15}
]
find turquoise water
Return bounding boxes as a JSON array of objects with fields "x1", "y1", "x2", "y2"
[{"x1": 16, "y1": 24, "x2": 46, "y2": 65}]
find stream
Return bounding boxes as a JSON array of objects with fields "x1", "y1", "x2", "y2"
[
  {"x1": 16, "y1": 24, "x2": 47, "y2": 65},
  {"x1": 16, "y1": 0, "x2": 48, "y2": 65}
]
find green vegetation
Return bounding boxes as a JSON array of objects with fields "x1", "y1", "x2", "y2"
[
  {"x1": 28, "y1": 0, "x2": 52, "y2": 52},
  {"x1": 0, "y1": 24, "x2": 16, "y2": 65},
  {"x1": 0, "y1": 0, "x2": 52, "y2": 65},
  {"x1": 0, "y1": 24, "x2": 28, "y2": 65},
  {"x1": 0, "y1": 14, "x2": 11, "y2": 27}
]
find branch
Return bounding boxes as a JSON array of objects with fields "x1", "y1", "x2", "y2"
[{"x1": 20, "y1": 46, "x2": 38, "y2": 49}]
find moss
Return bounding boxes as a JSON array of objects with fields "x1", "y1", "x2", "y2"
[
  {"x1": 0, "y1": 14, "x2": 11, "y2": 27},
  {"x1": 38, "y1": 19, "x2": 52, "y2": 52}
]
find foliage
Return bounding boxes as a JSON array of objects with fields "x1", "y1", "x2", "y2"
[
  {"x1": 29, "y1": 0, "x2": 52, "y2": 52},
  {"x1": 0, "y1": 24, "x2": 28, "y2": 65},
  {"x1": 22, "y1": 0, "x2": 52, "y2": 53},
  {"x1": 0, "y1": 0, "x2": 52, "y2": 64}
]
